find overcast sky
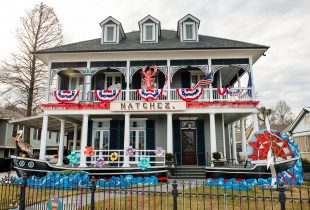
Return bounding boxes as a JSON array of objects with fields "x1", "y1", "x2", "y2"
[{"x1": 0, "y1": 0, "x2": 309, "y2": 114}]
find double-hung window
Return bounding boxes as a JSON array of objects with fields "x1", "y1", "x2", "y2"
[
  {"x1": 104, "y1": 25, "x2": 116, "y2": 42},
  {"x1": 143, "y1": 24, "x2": 155, "y2": 42},
  {"x1": 183, "y1": 23, "x2": 195, "y2": 41}
]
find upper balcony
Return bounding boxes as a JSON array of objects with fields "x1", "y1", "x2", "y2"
[{"x1": 45, "y1": 59, "x2": 256, "y2": 107}]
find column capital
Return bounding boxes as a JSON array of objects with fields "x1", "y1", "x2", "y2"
[
  {"x1": 83, "y1": 113, "x2": 89, "y2": 117},
  {"x1": 166, "y1": 112, "x2": 173, "y2": 116}
]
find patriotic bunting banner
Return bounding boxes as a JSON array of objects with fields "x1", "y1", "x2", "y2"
[
  {"x1": 137, "y1": 89, "x2": 162, "y2": 101},
  {"x1": 217, "y1": 88, "x2": 227, "y2": 95},
  {"x1": 95, "y1": 89, "x2": 121, "y2": 102},
  {"x1": 176, "y1": 88, "x2": 203, "y2": 101},
  {"x1": 227, "y1": 88, "x2": 243, "y2": 96},
  {"x1": 54, "y1": 90, "x2": 80, "y2": 103}
]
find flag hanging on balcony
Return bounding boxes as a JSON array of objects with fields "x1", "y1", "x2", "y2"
[
  {"x1": 227, "y1": 87, "x2": 243, "y2": 96},
  {"x1": 217, "y1": 87, "x2": 227, "y2": 95},
  {"x1": 192, "y1": 71, "x2": 213, "y2": 90},
  {"x1": 176, "y1": 88, "x2": 204, "y2": 101},
  {"x1": 137, "y1": 89, "x2": 162, "y2": 101},
  {"x1": 162, "y1": 74, "x2": 169, "y2": 97},
  {"x1": 95, "y1": 89, "x2": 121, "y2": 102},
  {"x1": 247, "y1": 73, "x2": 252, "y2": 97},
  {"x1": 54, "y1": 90, "x2": 80, "y2": 103}
]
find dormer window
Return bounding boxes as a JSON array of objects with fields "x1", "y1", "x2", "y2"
[
  {"x1": 184, "y1": 23, "x2": 195, "y2": 40},
  {"x1": 104, "y1": 25, "x2": 116, "y2": 42},
  {"x1": 143, "y1": 24, "x2": 155, "y2": 41},
  {"x1": 139, "y1": 15, "x2": 161, "y2": 43},
  {"x1": 100, "y1": 16, "x2": 125, "y2": 44},
  {"x1": 177, "y1": 14, "x2": 200, "y2": 42}
]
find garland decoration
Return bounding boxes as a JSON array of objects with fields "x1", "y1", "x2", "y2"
[
  {"x1": 95, "y1": 89, "x2": 121, "y2": 102},
  {"x1": 41, "y1": 103, "x2": 110, "y2": 110},
  {"x1": 217, "y1": 88, "x2": 227, "y2": 95},
  {"x1": 137, "y1": 89, "x2": 162, "y2": 101},
  {"x1": 186, "y1": 101, "x2": 259, "y2": 108},
  {"x1": 176, "y1": 88, "x2": 203, "y2": 101},
  {"x1": 54, "y1": 90, "x2": 80, "y2": 103},
  {"x1": 227, "y1": 88, "x2": 243, "y2": 96}
]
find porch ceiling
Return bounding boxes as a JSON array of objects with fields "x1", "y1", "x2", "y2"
[
  {"x1": 223, "y1": 113, "x2": 250, "y2": 124},
  {"x1": 9, "y1": 115, "x2": 81, "y2": 132}
]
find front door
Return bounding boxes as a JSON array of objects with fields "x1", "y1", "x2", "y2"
[
  {"x1": 181, "y1": 129, "x2": 197, "y2": 165},
  {"x1": 130, "y1": 130, "x2": 146, "y2": 162},
  {"x1": 92, "y1": 130, "x2": 110, "y2": 160}
]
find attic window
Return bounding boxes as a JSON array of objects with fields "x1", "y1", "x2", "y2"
[
  {"x1": 305, "y1": 114, "x2": 310, "y2": 124},
  {"x1": 104, "y1": 25, "x2": 116, "y2": 42},
  {"x1": 183, "y1": 23, "x2": 195, "y2": 40},
  {"x1": 143, "y1": 24, "x2": 155, "y2": 42}
]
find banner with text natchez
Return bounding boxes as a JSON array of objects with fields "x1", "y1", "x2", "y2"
[{"x1": 110, "y1": 101, "x2": 186, "y2": 112}]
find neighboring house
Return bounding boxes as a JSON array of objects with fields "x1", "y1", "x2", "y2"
[
  {"x1": 0, "y1": 108, "x2": 62, "y2": 158},
  {"x1": 13, "y1": 14, "x2": 268, "y2": 168},
  {"x1": 288, "y1": 107, "x2": 310, "y2": 160}
]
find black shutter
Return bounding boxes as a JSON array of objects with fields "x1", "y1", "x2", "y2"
[
  {"x1": 118, "y1": 121, "x2": 124, "y2": 149},
  {"x1": 146, "y1": 120, "x2": 155, "y2": 150},
  {"x1": 181, "y1": 71, "x2": 191, "y2": 88},
  {"x1": 121, "y1": 75, "x2": 126, "y2": 90},
  {"x1": 196, "y1": 120, "x2": 205, "y2": 166},
  {"x1": 157, "y1": 72, "x2": 165, "y2": 89},
  {"x1": 132, "y1": 71, "x2": 141, "y2": 89},
  {"x1": 110, "y1": 120, "x2": 118, "y2": 149},
  {"x1": 173, "y1": 120, "x2": 181, "y2": 165},
  {"x1": 86, "y1": 120, "x2": 93, "y2": 164}
]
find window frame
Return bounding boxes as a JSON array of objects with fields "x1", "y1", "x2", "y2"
[
  {"x1": 190, "y1": 71, "x2": 205, "y2": 88},
  {"x1": 183, "y1": 22, "x2": 196, "y2": 41},
  {"x1": 104, "y1": 24, "x2": 117, "y2": 43},
  {"x1": 143, "y1": 23, "x2": 156, "y2": 42},
  {"x1": 104, "y1": 72, "x2": 122, "y2": 89}
]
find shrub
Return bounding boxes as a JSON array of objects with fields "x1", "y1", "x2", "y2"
[
  {"x1": 165, "y1": 153, "x2": 174, "y2": 161},
  {"x1": 212, "y1": 152, "x2": 222, "y2": 160}
]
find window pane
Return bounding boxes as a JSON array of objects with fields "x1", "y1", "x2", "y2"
[
  {"x1": 145, "y1": 25, "x2": 153, "y2": 41},
  {"x1": 93, "y1": 131, "x2": 100, "y2": 150},
  {"x1": 185, "y1": 25, "x2": 193, "y2": 39},
  {"x1": 106, "y1": 26, "x2": 114, "y2": 41},
  {"x1": 70, "y1": 78, "x2": 77, "y2": 90},
  {"x1": 102, "y1": 131, "x2": 110, "y2": 150},
  {"x1": 106, "y1": 76, "x2": 113, "y2": 88}
]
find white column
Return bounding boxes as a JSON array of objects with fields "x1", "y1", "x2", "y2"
[
  {"x1": 210, "y1": 113, "x2": 217, "y2": 166},
  {"x1": 167, "y1": 60, "x2": 171, "y2": 100},
  {"x1": 123, "y1": 113, "x2": 130, "y2": 167},
  {"x1": 126, "y1": 60, "x2": 130, "y2": 100},
  {"x1": 253, "y1": 113, "x2": 259, "y2": 133},
  {"x1": 39, "y1": 114, "x2": 49, "y2": 160},
  {"x1": 166, "y1": 113, "x2": 173, "y2": 153},
  {"x1": 83, "y1": 74, "x2": 92, "y2": 101},
  {"x1": 221, "y1": 114, "x2": 226, "y2": 158},
  {"x1": 73, "y1": 124, "x2": 78, "y2": 150},
  {"x1": 79, "y1": 114, "x2": 89, "y2": 167},
  {"x1": 208, "y1": 59, "x2": 213, "y2": 102},
  {"x1": 231, "y1": 122, "x2": 239, "y2": 164},
  {"x1": 249, "y1": 57, "x2": 256, "y2": 99},
  {"x1": 227, "y1": 124, "x2": 232, "y2": 159},
  {"x1": 56, "y1": 119, "x2": 65, "y2": 166},
  {"x1": 240, "y1": 118, "x2": 247, "y2": 154}
]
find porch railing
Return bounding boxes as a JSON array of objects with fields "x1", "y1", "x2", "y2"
[
  {"x1": 48, "y1": 87, "x2": 253, "y2": 103},
  {"x1": 76, "y1": 149, "x2": 166, "y2": 167}
]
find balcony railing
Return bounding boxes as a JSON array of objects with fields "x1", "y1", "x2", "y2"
[{"x1": 48, "y1": 87, "x2": 253, "y2": 103}]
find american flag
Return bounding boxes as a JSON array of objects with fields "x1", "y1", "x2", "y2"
[{"x1": 192, "y1": 71, "x2": 213, "y2": 90}]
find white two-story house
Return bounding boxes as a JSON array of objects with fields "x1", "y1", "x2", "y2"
[{"x1": 19, "y1": 14, "x2": 268, "y2": 171}]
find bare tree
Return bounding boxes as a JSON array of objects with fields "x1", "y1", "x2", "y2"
[
  {"x1": 258, "y1": 106, "x2": 272, "y2": 124},
  {"x1": 0, "y1": 2, "x2": 63, "y2": 116},
  {"x1": 0, "y1": 3, "x2": 63, "y2": 142},
  {"x1": 273, "y1": 100, "x2": 294, "y2": 124}
]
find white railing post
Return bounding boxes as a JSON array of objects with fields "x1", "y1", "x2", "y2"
[{"x1": 123, "y1": 113, "x2": 130, "y2": 167}]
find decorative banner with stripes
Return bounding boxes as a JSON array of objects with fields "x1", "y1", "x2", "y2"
[
  {"x1": 227, "y1": 88, "x2": 243, "y2": 96},
  {"x1": 54, "y1": 90, "x2": 80, "y2": 103},
  {"x1": 176, "y1": 88, "x2": 203, "y2": 101},
  {"x1": 217, "y1": 87, "x2": 227, "y2": 95},
  {"x1": 95, "y1": 90, "x2": 121, "y2": 102},
  {"x1": 137, "y1": 89, "x2": 162, "y2": 101}
]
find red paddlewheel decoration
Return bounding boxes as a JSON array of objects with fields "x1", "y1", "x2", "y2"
[{"x1": 248, "y1": 131, "x2": 294, "y2": 160}]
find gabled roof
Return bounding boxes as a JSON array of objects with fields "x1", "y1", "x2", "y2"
[
  {"x1": 287, "y1": 107, "x2": 310, "y2": 133},
  {"x1": 138, "y1": 15, "x2": 161, "y2": 36},
  {"x1": 33, "y1": 29, "x2": 269, "y2": 54},
  {"x1": 177, "y1": 14, "x2": 200, "y2": 36},
  {"x1": 99, "y1": 16, "x2": 125, "y2": 38}
]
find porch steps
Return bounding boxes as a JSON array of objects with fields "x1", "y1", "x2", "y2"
[{"x1": 169, "y1": 166, "x2": 206, "y2": 179}]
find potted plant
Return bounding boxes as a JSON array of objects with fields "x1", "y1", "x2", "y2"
[
  {"x1": 212, "y1": 152, "x2": 221, "y2": 160},
  {"x1": 165, "y1": 153, "x2": 174, "y2": 166},
  {"x1": 212, "y1": 152, "x2": 225, "y2": 166}
]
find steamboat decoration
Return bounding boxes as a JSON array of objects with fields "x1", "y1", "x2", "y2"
[
  {"x1": 54, "y1": 90, "x2": 80, "y2": 103},
  {"x1": 137, "y1": 89, "x2": 162, "y2": 101},
  {"x1": 95, "y1": 89, "x2": 121, "y2": 102},
  {"x1": 176, "y1": 88, "x2": 204, "y2": 101}
]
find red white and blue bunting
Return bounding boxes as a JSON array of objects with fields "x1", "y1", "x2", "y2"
[
  {"x1": 137, "y1": 89, "x2": 162, "y2": 101},
  {"x1": 227, "y1": 88, "x2": 243, "y2": 96},
  {"x1": 95, "y1": 90, "x2": 121, "y2": 102},
  {"x1": 54, "y1": 90, "x2": 80, "y2": 103},
  {"x1": 176, "y1": 88, "x2": 204, "y2": 101},
  {"x1": 217, "y1": 88, "x2": 227, "y2": 95}
]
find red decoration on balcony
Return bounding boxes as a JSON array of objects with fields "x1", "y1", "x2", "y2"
[
  {"x1": 176, "y1": 88, "x2": 203, "y2": 101},
  {"x1": 95, "y1": 89, "x2": 121, "y2": 102},
  {"x1": 186, "y1": 101, "x2": 259, "y2": 108},
  {"x1": 137, "y1": 89, "x2": 162, "y2": 101},
  {"x1": 54, "y1": 90, "x2": 80, "y2": 103},
  {"x1": 217, "y1": 88, "x2": 227, "y2": 95},
  {"x1": 142, "y1": 65, "x2": 158, "y2": 89},
  {"x1": 41, "y1": 103, "x2": 110, "y2": 110}
]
